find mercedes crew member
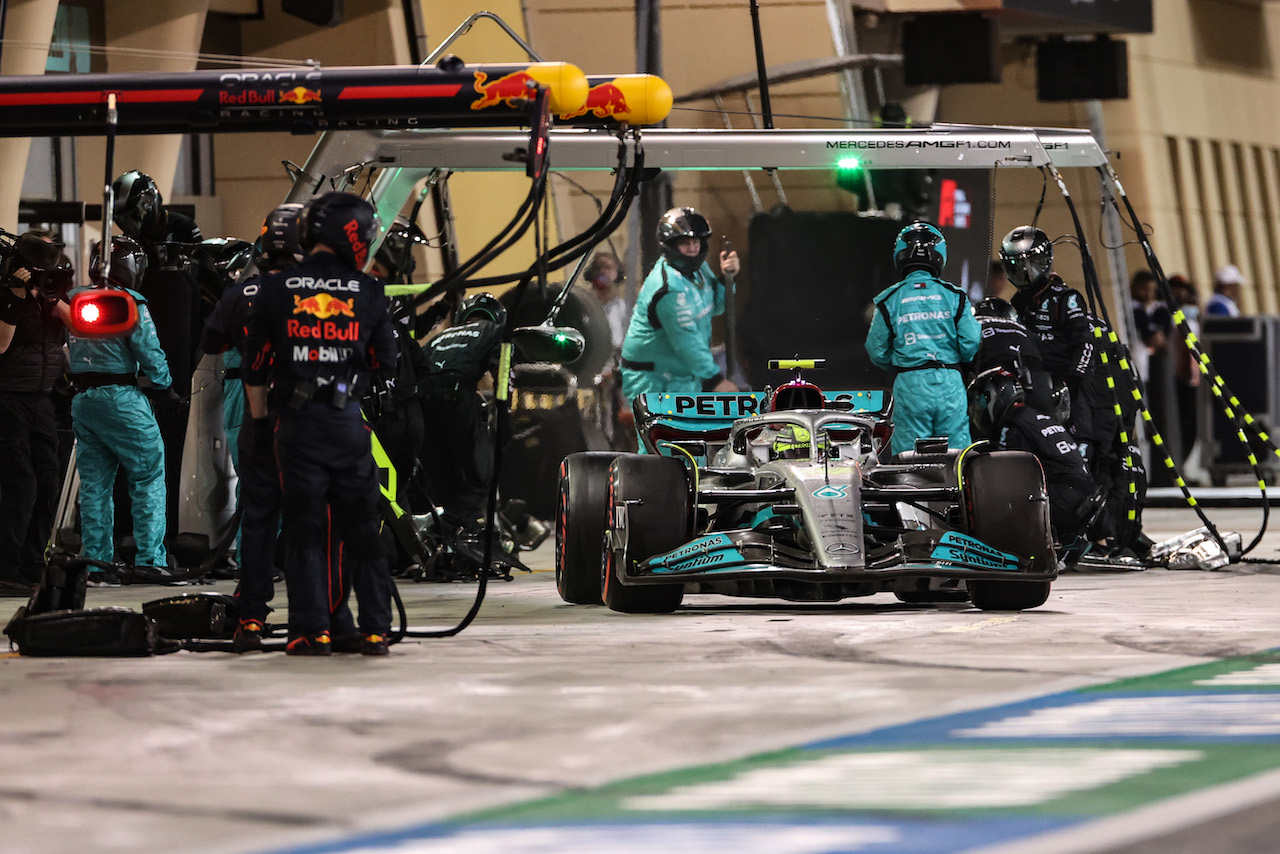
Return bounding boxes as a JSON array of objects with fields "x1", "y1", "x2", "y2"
[
  {"x1": 620, "y1": 206, "x2": 739, "y2": 403},
  {"x1": 244, "y1": 192, "x2": 397, "y2": 656},
  {"x1": 967, "y1": 367, "x2": 1107, "y2": 565},
  {"x1": 865, "y1": 221, "x2": 981, "y2": 456},
  {"x1": 68, "y1": 237, "x2": 181, "y2": 585},
  {"x1": 1002, "y1": 226, "x2": 1095, "y2": 446},
  {"x1": 972, "y1": 296, "x2": 1056, "y2": 417},
  {"x1": 420, "y1": 292, "x2": 505, "y2": 543}
]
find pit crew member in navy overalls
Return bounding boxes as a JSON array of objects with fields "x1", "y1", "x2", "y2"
[
  {"x1": 968, "y1": 367, "x2": 1107, "y2": 565},
  {"x1": 68, "y1": 236, "x2": 180, "y2": 585},
  {"x1": 244, "y1": 192, "x2": 397, "y2": 656},
  {"x1": 1003, "y1": 226, "x2": 1095, "y2": 450},
  {"x1": 620, "y1": 206, "x2": 739, "y2": 403},
  {"x1": 865, "y1": 222, "x2": 980, "y2": 456},
  {"x1": 972, "y1": 296, "x2": 1056, "y2": 418},
  {"x1": 419, "y1": 293, "x2": 505, "y2": 539}
]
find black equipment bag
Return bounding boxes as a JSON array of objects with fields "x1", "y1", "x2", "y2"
[
  {"x1": 29, "y1": 552, "x2": 89, "y2": 614},
  {"x1": 3, "y1": 606, "x2": 172, "y2": 657},
  {"x1": 141, "y1": 592, "x2": 240, "y2": 640}
]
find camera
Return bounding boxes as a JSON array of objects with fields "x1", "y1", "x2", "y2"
[{"x1": 0, "y1": 229, "x2": 71, "y2": 301}]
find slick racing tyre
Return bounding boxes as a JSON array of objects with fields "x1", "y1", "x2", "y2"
[
  {"x1": 555, "y1": 452, "x2": 618, "y2": 604},
  {"x1": 961, "y1": 451, "x2": 1054, "y2": 611},
  {"x1": 602, "y1": 454, "x2": 688, "y2": 614}
]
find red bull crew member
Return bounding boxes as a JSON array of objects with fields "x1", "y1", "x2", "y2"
[
  {"x1": 244, "y1": 192, "x2": 397, "y2": 656},
  {"x1": 620, "y1": 206, "x2": 739, "y2": 403},
  {"x1": 866, "y1": 222, "x2": 981, "y2": 456}
]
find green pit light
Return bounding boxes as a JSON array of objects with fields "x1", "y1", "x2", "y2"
[{"x1": 837, "y1": 156, "x2": 862, "y2": 170}]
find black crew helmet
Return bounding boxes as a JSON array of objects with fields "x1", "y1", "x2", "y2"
[
  {"x1": 458, "y1": 292, "x2": 507, "y2": 327},
  {"x1": 197, "y1": 238, "x2": 255, "y2": 287},
  {"x1": 974, "y1": 296, "x2": 1019, "y2": 322},
  {"x1": 89, "y1": 235, "x2": 149, "y2": 290},
  {"x1": 893, "y1": 221, "x2": 947, "y2": 276},
  {"x1": 111, "y1": 170, "x2": 163, "y2": 238},
  {"x1": 257, "y1": 202, "x2": 306, "y2": 271},
  {"x1": 372, "y1": 216, "x2": 424, "y2": 284},
  {"x1": 968, "y1": 366, "x2": 1025, "y2": 438},
  {"x1": 656, "y1": 206, "x2": 711, "y2": 275},
  {"x1": 1000, "y1": 226, "x2": 1054, "y2": 291},
  {"x1": 299, "y1": 191, "x2": 377, "y2": 270}
]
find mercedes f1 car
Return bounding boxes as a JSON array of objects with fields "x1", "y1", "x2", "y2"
[{"x1": 556, "y1": 361, "x2": 1058, "y2": 613}]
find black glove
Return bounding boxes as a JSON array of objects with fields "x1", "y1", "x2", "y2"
[
  {"x1": 144, "y1": 385, "x2": 184, "y2": 413},
  {"x1": 247, "y1": 417, "x2": 274, "y2": 458}
]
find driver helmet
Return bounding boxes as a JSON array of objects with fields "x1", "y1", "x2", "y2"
[
  {"x1": 893, "y1": 221, "x2": 947, "y2": 276},
  {"x1": 257, "y1": 202, "x2": 305, "y2": 272},
  {"x1": 111, "y1": 170, "x2": 163, "y2": 238},
  {"x1": 457, "y1": 292, "x2": 507, "y2": 327},
  {"x1": 967, "y1": 366, "x2": 1025, "y2": 437},
  {"x1": 771, "y1": 380, "x2": 825, "y2": 412},
  {"x1": 1000, "y1": 226, "x2": 1054, "y2": 291},
  {"x1": 89, "y1": 235, "x2": 149, "y2": 290},
  {"x1": 974, "y1": 296, "x2": 1019, "y2": 322},
  {"x1": 771, "y1": 424, "x2": 813, "y2": 460},
  {"x1": 298, "y1": 191, "x2": 378, "y2": 270},
  {"x1": 656, "y1": 206, "x2": 711, "y2": 275}
]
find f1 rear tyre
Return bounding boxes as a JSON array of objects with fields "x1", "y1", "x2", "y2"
[
  {"x1": 962, "y1": 451, "x2": 1054, "y2": 611},
  {"x1": 602, "y1": 454, "x2": 688, "y2": 614},
  {"x1": 555, "y1": 452, "x2": 618, "y2": 604}
]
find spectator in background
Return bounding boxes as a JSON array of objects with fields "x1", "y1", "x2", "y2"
[
  {"x1": 1131, "y1": 269, "x2": 1174, "y2": 485},
  {"x1": 1206, "y1": 265, "x2": 1245, "y2": 317},
  {"x1": 1168, "y1": 275, "x2": 1201, "y2": 472},
  {"x1": 585, "y1": 251, "x2": 628, "y2": 354}
]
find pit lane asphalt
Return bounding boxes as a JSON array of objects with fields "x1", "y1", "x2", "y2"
[{"x1": 0, "y1": 504, "x2": 1278, "y2": 854}]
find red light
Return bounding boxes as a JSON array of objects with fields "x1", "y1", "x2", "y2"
[{"x1": 79, "y1": 302, "x2": 101, "y2": 323}]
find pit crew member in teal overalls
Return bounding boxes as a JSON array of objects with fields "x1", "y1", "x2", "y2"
[
  {"x1": 68, "y1": 236, "x2": 178, "y2": 583},
  {"x1": 865, "y1": 222, "x2": 981, "y2": 456},
  {"x1": 620, "y1": 206, "x2": 739, "y2": 403}
]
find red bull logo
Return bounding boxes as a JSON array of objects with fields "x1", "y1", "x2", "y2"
[
  {"x1": 560, "y1": 81, "x2": 630, "y2": 120},
  {"x1": 279, "y1": 86, "x2": 322, "y2": 105},
  {"x1": 343, "y1": 217, "x2": 369, "y2": 269},
  {"x1": 471, "y1": 70, "x2": 538, "y2": 110},
  {"x1": 293, "y1": 293, "x2": 355, "y2": 319}
]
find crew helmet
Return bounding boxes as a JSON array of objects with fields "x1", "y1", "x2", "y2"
[
  {"x1": 656, "y1": 206, "x2": 712, "y2": 275},
  {"x1": 372, "y1": 216, "x2": 423, "y2": 284},
  {"x1": 974, "y1": 296, "x2": 1019, "y2": 322},
  {"x1": 89, "y1": 235, "x2": 149, "y2": 290},
  {"x1": 111, "y1": 170, "x2": 163, "y2": 238},
  {"x1": 893, "y1": 221, "x2": 947, "y2": 276},
  {"x1": 457, "y1": 292, "x2": 507, "y2": 328},
  {"x1": 198, "y1": 238, "x2": 255, "y2": 287},
  {"x1": 299, "y1": 191, "x2": 377, "y2": 270},
  {"x1": 257, "y1": 202, "x2": 306, "y2": 272},
  {"x1": 1000, "y1": 226, "x2": 1054, "y2": 291},
  {"x1": 967, "y1": 366, "x2": 1025, "y2": 437}
]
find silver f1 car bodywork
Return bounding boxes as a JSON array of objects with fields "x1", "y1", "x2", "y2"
[{"x1": 556, "y1": 377, "x2": 1059, "y2": 614}]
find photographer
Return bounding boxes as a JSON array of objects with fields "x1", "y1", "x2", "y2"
[{"x1": 0, "y1": 229, "x2": 72, "y2": 595}]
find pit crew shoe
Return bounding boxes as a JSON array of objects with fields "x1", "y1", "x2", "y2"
[
  {"x1": 361, "y1": 633, "x2": 389, "y2": 656},
  {"x1": 285, "y1": 632, "x2": 332, "y2": 656},
  {"x1": 85, "y1": 569, "x2": 123, "y2": 588},
  {"x1": 330, "y1": 634, "x2": 364, "y2": 654},
  {"x1": 126, "y1": 565, "x2": 189, "y2": 586},
  {"x1": 232, "y1": 619, "x2": 266, "y2": 653}
]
